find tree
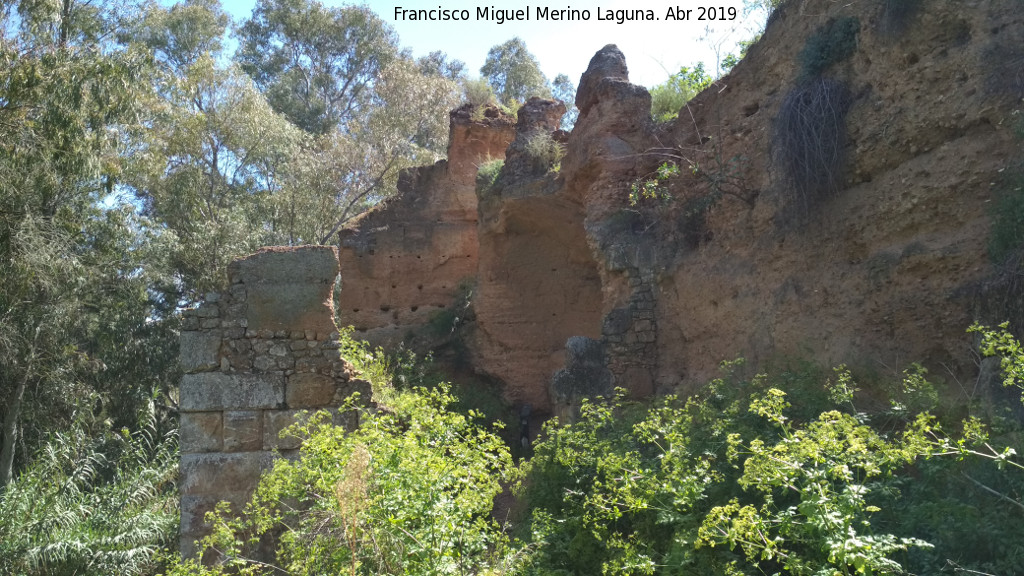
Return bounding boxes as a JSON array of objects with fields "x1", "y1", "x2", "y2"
[
  {"x1": 416, "y1": 49, "x2": 466, "y2": 81},
  {"x1": 236, "y1": 0, "x2": 399, "y2": 136},
  {"x1": 649, "y1": 62, "x2": 714, "y2": 122},
  {"x1": 480, "y1": 37, "x2": 551, "y2": 105},
  {"x1": 125, "y1": 0, "x2": 308, "y2": 296},
  {"x1": 234, "y1": 0, "x2": 461, "y2": 245},
  {"x1": 552, "y1": 73, "x2": 578, "y2": 129},
  {"x1": 0, "y1": 0, "x2": 178, "y2": 488}
]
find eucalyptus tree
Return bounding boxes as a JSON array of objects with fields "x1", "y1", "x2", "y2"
[
  {"x1": 480, "y1": 37, "x2": 551, "y2": 105},
  {"x1": 0, "y1": 0, "x2": 177, "y2": 488},
  {"x1": 552, "y1": 73, "x2": 578, "y2": 129},
  {"x1": 236, "y1": 0, "x2": 400, "y2": 136},
  {"x1": 125, "y1": 0, "x2": 305, "y2": 296},
  {"x1": 235, "y1": 0, "x2": 461, "y2": 245}
]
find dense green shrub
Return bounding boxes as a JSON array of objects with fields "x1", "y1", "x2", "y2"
[
  {"x1": 464, "y1": 77, "x2": 499, "y2": 107},
  {"x1": 523, "y1": 131, "x2": 565, "y2": 172},
  {"x1": 518, "y1": 336, "x2": 1024, "y2": 576},
  {"x1": 799, "y1": 17, "x2": 860, "y2": 80},
  {"x1": 476, "y1": 157, "x2": 505, "y2": 197},
  {"x1": 162, "y1": 326, "x2": 1024, "y2": 576},
  {"x1": 0, "y1": 408, "x2": 178, "y2": 576}
]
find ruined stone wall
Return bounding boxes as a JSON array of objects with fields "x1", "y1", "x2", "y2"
[
  {"x1": 335, "y1": 106, "x2": 515, "y2": 347},
  {"x1": 178, "y1": 246, "x2": 368, "y2": 558}
]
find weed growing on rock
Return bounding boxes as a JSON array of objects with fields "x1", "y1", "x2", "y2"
[
  {"x1": 463, "y1": 77, "x2": 498, "y2": 108},
  {"x1": 773, "y1": 77, "x2": 852, "y2": 213},
  {"x1": 523, "y1": 131, "x2": 565, "y2": 172},
  {"x1": 629, "y1": 161, "x2": 680, "y2": 205},
  {"x1": 798, "y1": 16, "x2": 860, "y2": 80},
  {"x1": 475, "y1": 157, "x2": 505, "y2": 197}
]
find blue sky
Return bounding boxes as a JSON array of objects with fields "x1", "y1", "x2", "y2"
[{"x1": 218, "y1": 0, "x2": 767, "y2": 88}]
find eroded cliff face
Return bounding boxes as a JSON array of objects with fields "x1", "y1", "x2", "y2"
[
  {"x1": 180, "y1": 0, "x2": 1023, "y2": 554},
  {"x1": 335, "y1": 105, "x2": 515, "y2": 346},
  {"x1": 330, "y1": 0, "x2": 1023, "y2": 412}
]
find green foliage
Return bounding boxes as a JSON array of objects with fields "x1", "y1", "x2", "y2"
[
  {"x1": 971, "y1": 322, "x2": 1024, "y2": 402},
  {"x1": 986, "y1": 165, "x2": 1024, "y2": 263},
  {"x1": 464, "y1": 76, "x2": 498, "y2": 107},
  {"x1": 649, "y1": 63, "x2": 713, "y2": 122},
  {"x1": 629, "y1": 162, "x2": 680, "y2": 205},
  {"x1": 799, "y1": 17, "x2": 860, "y2": 80},
  {"x1": 551, "y1": 73, "x2": 578, "y2": 130},
  {"x1": 476, "y1": 158, "x2": 505, "y2": 198},
  {"x1": 0, "y1": 407, "x2": 178, "y2": 576},
  {"x1": 519, "y1": 346, "x2": 1024, "y2": 576},
  {"x1": 523, "y1": 131, "x2": 565, "y2": 172},
  {"x1": 480, "y1": 37, "x2": 551, "y2": 106},
  {"x1": 236, "y1": 0, "x2": 398, "y2": 135},
  {"x1": 0, "y1": 0, "x2": 180, "y2": 488},
  {"x1": 166, "y1": 340, "x2": 516, "y2": 575}
]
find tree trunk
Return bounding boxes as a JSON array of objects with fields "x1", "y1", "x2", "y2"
[
  {"x1": 0, "y1": 374, "x2": 27, "y2": 490},
  {"x1": 0, "y1": 330, "x2": 37, "y2": 490}
]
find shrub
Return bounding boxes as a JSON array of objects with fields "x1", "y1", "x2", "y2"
[
  {"x1": 649, "y1": 64, "x2": 713, "y2": 122},
  {"x1": 463, "y1": 76, "x2": 498, "y2": 107},
  {"x1": 165, "y1": 340, "x2": 517, "y2": 576},
  {"x1": 523, "y1": 130, "x2": 565, "y2": 172},
  {"x1": 798, "y1": 17, "x2": 860, "y2": 79},
  {"x1": 773, "y1": 77, "x2": 852, "y2": 213},
  {"x1": 520, "y1": 337, "x2": 1024, "y2": 576},
  {"x1": 476, "y1": 157, "x2": 505, "y2": 197},
  {"x1": 629, "y1": 161, "x2": 679, "y2": 206}
]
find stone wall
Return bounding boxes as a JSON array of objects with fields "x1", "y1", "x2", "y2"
[{"x1": 178, "y1": 246, "x2": 368, "y2": 558}]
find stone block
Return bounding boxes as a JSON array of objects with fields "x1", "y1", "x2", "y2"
[
  {"x1": 180, "y1": 332, "x2": 222, "y2": 373},
  {"x1": 263, "y1": 410, "x2": 309, "y2": 451},
  {"x1": 180, "y1": 412, "x2": 223, "y2": 453},
  {"x1": 286, "y1": 373, "x2": 337, "y2": 408},
  {"x1": 224, "y1": 411, "x2": 263, "y2": 452},
  {"x1": 180, "y1": 452, "x2": 275, "y2": 496},
  {"x1": 180, "y1": 373, "x2": 284, "y2": 411},
  {"x1": 226, "y1": 247, "x2": 340, "y2": 335},
  {"x1": 179, "y1": 492, "x2": 249, "y2": 535},
  {"x1": 229, "y1": 246, "x2": 339, "y2": 285}
]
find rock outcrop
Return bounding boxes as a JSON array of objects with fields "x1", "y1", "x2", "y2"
[
  {"x1": 336, "y1": 0, "x2": 1022, "y2": 410},
  {"x1": 181, "y1": 0, "x2": 1024, "y2": 555}
]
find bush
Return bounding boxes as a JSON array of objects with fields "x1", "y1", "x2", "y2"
[
  {"x1": 476, "y1": 157, "x2": 505, "y2": 197},
  {"x1": 519, "y1": 337, "x2": 1024, "y2": 576},
  {"x1": 523, "y1": 131, "x2": 565, "y2": 172},
  {"x1": 773, "y1": 77, "x2": 852, "y2": 213},
  {"x1": 463, "y1": 76, "x2": 498, "y2": 107},
  {"x1": 799, "y1": 17, "x2": 860, "y2": 79},
  {"x1": 518, "y1": 363, "x2": 937, "y2": 576},
  {"x1": 165, "y1": 340, "x2": 517, "y2": 576},
  {"x1": 649, "y1": 63, "x2": 713, "y2": 122}
]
